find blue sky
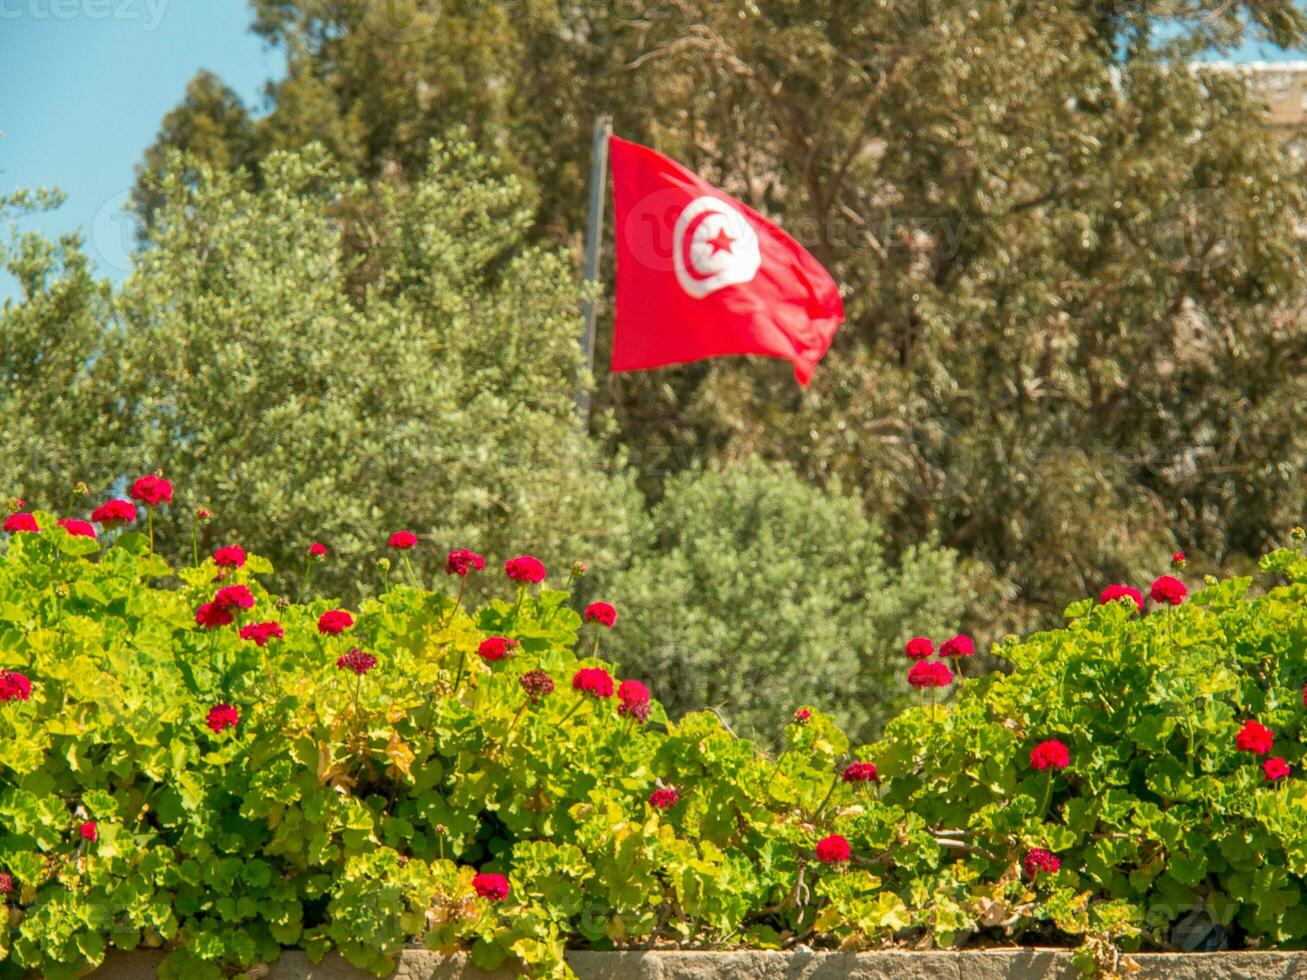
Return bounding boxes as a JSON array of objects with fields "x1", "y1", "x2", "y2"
[
  {"x1": 0, "y1": 3, "x2": 1302, "y2": 302},
  {"x1": 0, "y1": 0, "x2": 284, "y2": 298}
]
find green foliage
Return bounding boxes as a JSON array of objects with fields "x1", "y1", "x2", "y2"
[
  {"x1": 137, "y1": 0, "x2": 1307, "y2": 639},
  {"x1": 608, "y1": 460, "x2": 972, "y2": 742},
  {"x1": 1, "y1": 503, "x2": 1306, "y2": 976},
  {"x1": 3, "y1": 137, "x2": 648, "y2": 600}
]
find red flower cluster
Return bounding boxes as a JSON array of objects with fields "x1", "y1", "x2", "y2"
[
  {"x1": 309, "y1": 542, "x2": 328, "y2": 558},
  {"x1": 1099, "y1": 584, "x2": 1144, "y2": 612},
  {"x1": 318, "y1": 609, "x2": 354, "y2": 635},
  {"x1": 842, "y1": 761, "x2": 879, "y2": 784},
  {"x1": 0, "y1": 671, "x2": 32, "y2": 702},
  {"x1": 520, "y1": 669, "x2": 554, "y2": 703},
  {"x1": 214, "y1": 584, "x2": 255, "y2": 611},
  {"x1": 617, "y1": 679, "x2": 651, "y2": 722},
  {"x1": 1150, "y1": 575, "x2": 1187, "y2": 606},
  {"x1": 815, "y1": 834, "x2": 851, "y2": 864},
  {"x1": 445, "y1": 548, "x2": 485, "y2": 577},
  {"x1": 472, "y1": 872, "x2": 510, "y2": 902},
  {"x1": 584, "y1": 601, "x2": 617, "y2": 627},
  {"x1": 213, "y1": 545, "x2": 247, "y2": 569},
  {"x1": 337, "y1": 648, "x2": 377, "y2": 676},
  {"x1": 572, "y1": 667, "x2": 614, "y2": 699},
  {"x1": 0, "y1": 872, "x2": 12, "y2": 895},
  {"x1": 91, "y1": 499, "x2": 136, "y2": 527},
  {"x1": 793, "y1": 708, "x2": 812, "y2": 724},
  {"x1": 504, "y1": 555, "x2": 546, "y2": 584},
  {"x1": 388, "y1": 530, "x2": 417, "y2": 550},
  {"x1": 908, "y1": 659, "x2": 953, "y2": 688},
  {"x1": 57, "y1": 518, "x2": 96, "y2": 539},
  {"x1": 1030, "y1": 739, "x2": 1070, "y2": 771},
  {"x1": 3, "y1": 513, "x2": 38, "y2": 534},
  {"x1": 1171, "y1": 551, "x2": 1186, "y2": 569},
  {"x1": 477, "y1": 636, "x2": 518, "y2": 662},
  {"x1": 1236, "y1": 719, "x2": 1274, "y2": 755},
  {"x1": 649, "y1": 787, "x2": 679, "y2": 810},
  {"x1": 129, "y1": 474, "x2": 173, "y2": 507},
  {"x1": 196, "y1": 602, "x2": 233, "y2": 629},
  {"x1": 940, "y1": 634, "x2": 974, "y2": 658},
  {"x1": 79, "y1": 821, "x2": 97, "y2": 842},
  {"x1": 905, "y1": 637, "x2": 934, "y2": 659},
  {"x1": 1024, "y1": 848, "x2": 1060, "y2": 876},
  {"x1": 1264, "y1": 757, "x2": 1291, "y2": 783},
  {"x1": 206, "y1": 703, "x2": 239, "y2": 733},
  {"x1": 239, "y1": 621, "x2": 284, "y2": 646}
]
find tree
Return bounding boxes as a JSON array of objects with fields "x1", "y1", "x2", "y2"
[
  {"x1": 136, "y1": 0, "x2": 1307, "y2": 636},
  {"x1": 605, "y1": 459, "x2": 973, "y2": 743},
  {"x1": 104, "y1": 138, "x2": 647, "y2": 596}
]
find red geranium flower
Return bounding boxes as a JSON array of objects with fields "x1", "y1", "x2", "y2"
[
  {"x1": 520, "y1": 669, "x2": 554, "y2": 703},
  {"x1": 1099, "y1": 584, "x2": 1144, "y2": 612},
  {"x1": 472, "y1": 872, "x2": 510, "y2": 902},
  {"x1": 1030, "y1": 739, "x2": 1070, "y2": 771},
  {"x1": 1024, "y1": 848, "x2": 1060, "y2": 876},
  {"x1": 794, "y1": 708, "x2": 812, "y2": 724},
  {"x1": 0, "y1": 872, "x2": 12, "y2": 895},
  {"x1": 905, "y1": 637, "x2": 934, "y2": 659},
  {"x1": 213, "y1": 545, "x2": 246, "y2": 569},
  {"x1": 196, "y1": 602, "x2": 233, "y2": 629},
  {"x1": 649, "y1": 787, "x2": 679, "y2": 810},
  {"x1": 907, "y1": 659, "x2": 953, "y2": 688},
  {"x1": 1171, "y1": 551, "x2": 1186, "y2": 569},
  {"x1": 239, "y1": 621, "x2": 284, "y2": 647},
  {"x1": 206, "y1": 703, "x2": 239, "y2": 733},
  {"x1": 309, "y1": 542, "x2": 328, "y2": 558},
  {"x1": 129, "y1": 474, "x2": 173, "y2": 507},
  {"x1": 477, "y1": 636, "x2": 518, "y2": 662},
  {"x1": 91, "y1": 499, "x2": 136, "y2": 527},
  {"x1": 0, "y1": 671, "x2": 32, "y2": 702},
  {"x1": 79, "y1": 821, "x2": 97, "y2": 842},
  {"x1": 3, "y1": 513, "x2": 38, "y2": 534},
  {"x1": 940, "y1": 634, "x2": 974, "y2": 658},
  {"x1": 842, "y1": 761, "x2": 879, "y2": 784},
  {"x1": 318, "y1": 609, "x2": 354, "y2": 635},
  {"x1": 337, "y1": 648, "x2": 377, "y2": 676},
  {"x1": 815, "y1": 834, "x2": 851, "y2": 864},
  {"x1": 213, "y1": 584, "x2": 255, "y2": 610},
  {"x1": 388, "y1": 530, "x2": 417, "y2": 550},
  {"x1": 445, "y1": 548, "x2": 485, "y2": 576},
  {"x1": 57, "y1": 518, "x2": 96, "y2": 539},
  {"x1": 572, "y1": 667, "x2": 614, "y2": 698},
  {"x1": 617, "y1": 679, "x2": 651, "y2": 722},
  {"x1": 1236, "y1": 719, "x2": 1274, "y2": 755},
  {"x1": 1150, "y1": 575, "x2": 1187, "y2": 606},
  {"x1": 504, "y1": 555, "x2": 547, "y2": 584},
  {"x1": 584, "y1": 601, "x2": 617, "y2": 627},
  {"x1": 1264, "y1": 757, "x2": 1291, "y2": 783},
  {"x1": 1302, "y1": 682, "x2": 1307, "y2": 708}
]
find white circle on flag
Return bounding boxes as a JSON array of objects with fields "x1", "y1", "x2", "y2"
[{"x1": 672, "y1": 196, "x2": 762, "y2": 299}]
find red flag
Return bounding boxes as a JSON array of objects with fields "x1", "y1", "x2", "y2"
[{"x1": 608, "y1": 136, "x2": 844, "y2": 386}]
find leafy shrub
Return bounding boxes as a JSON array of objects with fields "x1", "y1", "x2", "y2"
[
  {"x1": 607, "y1": 460, "x2": 972, "y2": 742},
  {"x1": 0, "y1": 492, "x2": 1305, "y2": 978}
]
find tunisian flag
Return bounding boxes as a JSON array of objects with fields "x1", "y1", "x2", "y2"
[{"x1": 609, "y1": 136, "x2": 844, "y2": 386}]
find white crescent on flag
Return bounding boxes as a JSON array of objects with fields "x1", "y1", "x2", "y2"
[{"x1": 672, "y1": 196, "x2": 762, "y2": 299}]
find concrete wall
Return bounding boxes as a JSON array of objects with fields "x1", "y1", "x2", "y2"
[{"x1": 86, "y1": 947, "x2": 1307, "y2": 978}]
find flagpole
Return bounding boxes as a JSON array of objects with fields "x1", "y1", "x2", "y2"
[{"x1": 577, "y1": 114, "x2": 612, "y2": 425}]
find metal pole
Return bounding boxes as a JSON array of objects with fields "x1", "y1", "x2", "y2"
[{"x1": 577, "y1": 114, "x2": 612, "y2": 425}]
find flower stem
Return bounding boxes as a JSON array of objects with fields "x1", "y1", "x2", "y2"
[
  {"x1": 441, "y1": 578, "x2": 466, "y2": 629},
  {"x1": 811, "y1": 775, "x2": 841, "y2": 822},
  {"x1": 452, "y1": 650, "x2": 467, "y2": 694},
  {"x1": 1038, "y1": 771, "x2": 1054, "y2": 818},
  {"x1": 402, "y1": 554, "x2": 422, "y2": 590},
  {"x1": 147, "y1": 508, "x2": 155, "y2": 552},
  {"x1": 191, "y1": 518, "x2": 199, "y2": 568},
  {"x1": 557, "y1": 697, "x2": 586, "y2": 727}
]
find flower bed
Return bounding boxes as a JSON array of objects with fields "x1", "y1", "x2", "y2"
[{"x1": 0, "y1": 482, "x2": 1305, "y2": 978}]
